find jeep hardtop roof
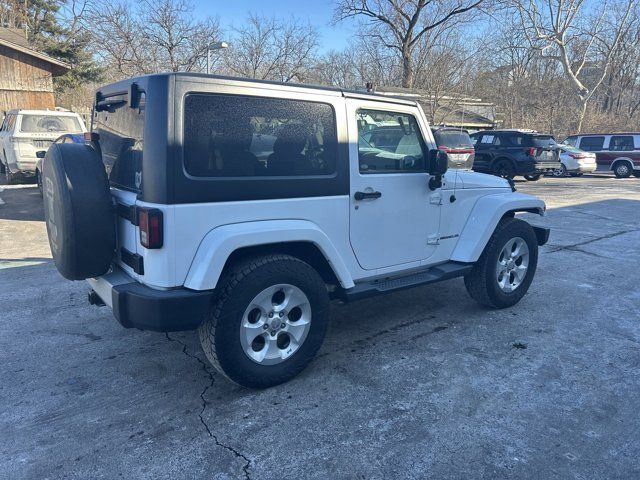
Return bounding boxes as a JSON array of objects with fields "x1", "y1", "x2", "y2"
[{"x1": 95, "y1": 72, "x2": 419, "y2": 108}]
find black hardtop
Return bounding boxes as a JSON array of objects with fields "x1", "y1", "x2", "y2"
[{"x1": 94, "y1": 72, "x2": 417, "y2": 107}]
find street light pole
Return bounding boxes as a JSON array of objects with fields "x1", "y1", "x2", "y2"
[{"x1": 206, "y1": 41, "x2": 229, "y2": 74}]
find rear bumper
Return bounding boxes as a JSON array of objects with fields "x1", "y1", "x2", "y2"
[
  {"x1": 87, "y1": 266, "x2": 213, "y2": 332},
  {"x1": 533, "y1": 161, "x2": 561, "y2": 173}
]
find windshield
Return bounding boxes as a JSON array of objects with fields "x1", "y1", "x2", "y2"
[
  {"x1": 20, "y1": 115, "x2": 82, "y2": 133},
  {"x1": 531, "y1": 135, "x2": 557, "y2": 148},
  {"x1": 434, "y1": 129, "x2": 473, "y2": 148}
]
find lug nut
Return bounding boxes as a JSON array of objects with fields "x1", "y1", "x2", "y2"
[
  {"x1": 279, "y1": 312, "x2": 284, "y2": 318},
  {"x1": 281, "y1": 323, "x2": 285, "y2": 328},
  {"x1": 270, "y1": 331, "x2": 276, "y2": 336},
  {"x1": 268, "y1": 312, "x2": 274, "y2": 318},
  {"x1": 263, "y1": 324, "x2": 269, "y2": 330}
]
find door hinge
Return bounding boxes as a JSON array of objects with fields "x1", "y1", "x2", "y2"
[
  {"x1": 429, "y1": 192, "x2": 442, "y2": 205},
  {"x1": 427, "y1": 234, "x2": 440, "y2": 246}
]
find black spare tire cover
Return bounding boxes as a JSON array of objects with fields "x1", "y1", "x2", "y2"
[{"x1": 42, "y1": 143, "x2": 116, "y2": 280}]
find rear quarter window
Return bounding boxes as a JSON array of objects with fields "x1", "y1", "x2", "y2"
[
  {"x1": 609, "y1": 135, "x2": 635, "y2": 151},
  {"x1": 183, "y1": 94, "x2": 337, "y2": 177},
  {"x1": 531, "y1": 135, "x2": 557, "y2": 148}
]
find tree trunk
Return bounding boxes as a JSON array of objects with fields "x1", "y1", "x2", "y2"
[
  {"x1": 576, "y1": 100, "x2": 588, "y2": 133},
  {"x1": 401, "y1": 47, "x2": 413, "y2": 88}
]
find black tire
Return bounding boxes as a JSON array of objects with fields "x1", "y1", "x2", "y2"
[
  {"x1": 42, "y1": 143, "x2": 115, "y2": 280},
  {"x1": 198, "y1": 254, "x2": 330, "y2": 389},
  {"x1": 552, "y1": 164, "x2": 567, "y2": 177},
  {"x1": 464, "y1": 217, "x2": 539, "y2": 309},
  {"x1": 4, "y1": 162, "x2": 19, "y2": 184},
  {"x1": 613, "y1": 162, "x2": 632, "y2": 178},
  {"x1": 492, "y1": 159, "x2": 516, "y2": 179},
  {"x1": 524, "y1": 174, "x2": 541, "y2": 181},
  {"x1": 36, "y1": 169, "x2": 43, "y2": 196},
  {"x1": 0, "y1": 158, "x2": 5, "y2": 174}
]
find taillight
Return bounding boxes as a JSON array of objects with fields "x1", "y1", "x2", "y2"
[
  {"x1": 527, "y1": 147, "x2": 536, "y2": 156},
  {"x1": 138, "y1": 208, "x2": 163, "y2": 249}
]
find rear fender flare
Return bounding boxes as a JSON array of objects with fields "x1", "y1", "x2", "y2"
[
  {"x1": 183, "y1": 220, "x2": 355, "y2": 290},
  {"x1": 450, "y1": 192, "x2": 545, "y2": 263}
]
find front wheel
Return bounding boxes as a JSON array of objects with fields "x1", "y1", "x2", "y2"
[
  {"x1": 198, "y1": 254, "x2": 330, "y2": 388},
  {"x1": 464, "y1": 217, "x2": 539, "y2": 309},
  {"x1": 4, "y1": 163, "x2": 18, "y2": 184},
  {"x1": 524, "y1": 174, "x2": 541, "y2": 181}
]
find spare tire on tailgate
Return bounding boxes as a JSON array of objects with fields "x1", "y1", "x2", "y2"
[{"x1": 42, "y1": 143, "x2": 116, "y2": 280}]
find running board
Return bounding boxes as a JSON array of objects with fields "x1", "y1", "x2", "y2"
[{"x1": 339, "y1": 262, "x2": 473, "y2": 302}]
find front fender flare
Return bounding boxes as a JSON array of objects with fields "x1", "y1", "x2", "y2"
[
  {"x1": 184, "y1": 219, "x2": 355, "y2": 291},
  {"x1": 450, "y1": 192, "x2": 545, "y2": 263}
]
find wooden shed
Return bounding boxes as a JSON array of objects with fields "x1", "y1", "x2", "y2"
[{"x1": 0, "y1": 28, "x2": 70, "y2": 113}]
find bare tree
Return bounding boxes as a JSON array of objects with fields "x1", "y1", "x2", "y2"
[
  {"x1": 334, "y1": 0, "x2": 484, "y2": 87},
  {"x1": 86, "y1": 0, "x2": 221, "y2": 77},
  {"x1": 512, "y1": 0, "x2": 636, "y2": 131},
  {"x1": 224, "y1": 14, "x2": 318, "y2": 82}
]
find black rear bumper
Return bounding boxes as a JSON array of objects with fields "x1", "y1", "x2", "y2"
[{"x1": 111, "y1": 283, "x2": 213, "y2": 332}]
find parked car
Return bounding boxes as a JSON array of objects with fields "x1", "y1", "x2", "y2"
[
  {"x1": 0, "y1": 109, "x2": 87, "y2": 184},
  {"x1": 41, "y1": 73, "x2": 549, "y2": 389},
  {"x1": 562, "y1": 133, "x2": 640, "y2": 178},
  {"x1": 431, "y1": 126, "x2": 475, "y2": 169},
  {"x1": 35, "y1": 133, "x2": 87, "y2": 194},
  {"x1": 551, "y1": 144, "x2": 597, "y2": 177},
  {"x1": 470, "y1": 129, "x2": 561, "y2": 180}
]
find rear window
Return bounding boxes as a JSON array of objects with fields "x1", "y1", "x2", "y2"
[
  {"x1": 531, "y1": 135, "x2": 557, "y2": 148},
  {"x1": 433, "y1": 129, "x2": 472, "y2": 149},
  {"x1": 579, "y1": 136, "x2": 605, "y2": 152},
  {"x1": 20, "y1": 115, "x2": 81, "y2": 133},
  {"x1": 183, "y1": 94, "x2": 337, "y2": 177},
  {"x1": 94, "y1": 93, "x2": 145, "y2": 192}
]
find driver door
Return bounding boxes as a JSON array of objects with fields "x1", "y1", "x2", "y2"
[{"x1": 348, "y1": 100, "x2": 442, "y2": 271}]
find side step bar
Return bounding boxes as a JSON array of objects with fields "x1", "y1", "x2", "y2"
[{"x1": 339, "y1": 261, "x2": 473, "y2": 302}]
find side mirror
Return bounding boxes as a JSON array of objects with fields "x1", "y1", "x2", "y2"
[
  {"x1": 428, "y1": 149, "x2": 448, "y2": 190},
  {"x1": 36, "y1": 150, "x2": 46, "y2": 159},
  {"x1": 428, "y1": 149, "x2": 449, "y2": 176}
]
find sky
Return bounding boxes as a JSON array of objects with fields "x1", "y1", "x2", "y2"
[{"x1": 193, "y1": 0, "x2": 357, "y2": 52}]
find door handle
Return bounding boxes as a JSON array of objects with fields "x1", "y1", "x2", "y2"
[{"x1": 354, "y1": 190, "x2": 382, "y2": 201}]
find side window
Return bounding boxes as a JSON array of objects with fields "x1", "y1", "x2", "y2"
[
  {"x1": 356, "y1": 109, "x2": 427, "y2": 173},
  {"x1": 609, "y1": 135, "x2": 634, "y2": 151},
  {"x1": 508, "y1": 135, "x2": 525, "y2": 146},
  {"x1": 480, "y1": 134, "x2": 495, "y2": 145},
  {"x1": 579, "y1": 136, "x2": 605, "y2": 152},
  {"x1": 183, "y1": 94, "x2": 337, "y2": 177}
]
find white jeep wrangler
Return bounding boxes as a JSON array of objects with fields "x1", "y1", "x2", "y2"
[{"x1": 41, "y1": 74, "x2": 549, "y2": 388}]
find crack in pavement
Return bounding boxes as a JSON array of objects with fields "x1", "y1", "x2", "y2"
[
  {"x1": 545, "y1": 228, "x2": 640, "y2": 254},
  {"x1": 165, "y1": 333, "x2": 251, "y2": 480}
]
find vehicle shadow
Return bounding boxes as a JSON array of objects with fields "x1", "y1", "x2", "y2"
[{"x1": 0, "y1": 182, "x2": 44, "y2": 221}]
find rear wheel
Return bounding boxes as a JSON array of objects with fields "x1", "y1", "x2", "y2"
[
  {"x1": 4, "y1": 163, "x2": 18, "y2": 184},
  {"x1": 464, "y1": 217, "x2": 539, "y2": 309},
  {"x1": 492, "y1": 159, "x2": 515, "y2": 180},
  {"x1": 613, "y1": 162, "x2": 632, "y2": 178},
  {"x1": 552, "y1": 164, "x2": 567, "y2": 177},
  {"x1": 36, "y1": 170, "x2": 43, "y2": 196},
  {"x1": 198, "y1": 254, "x2": 330, "y2": 389},
  {"x1": 0, "y1": 159, "x2": 5, "y2": 174},
  {"x1": 524, "y1": 174, "x2": 541, "y2": 181}
]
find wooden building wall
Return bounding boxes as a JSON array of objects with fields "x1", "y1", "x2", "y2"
[{"x1": 0, "y1": 44, "x2": 56, "y2": 111}]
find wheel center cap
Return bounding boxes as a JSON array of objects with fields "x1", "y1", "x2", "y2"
[{"x1": 270, "y1": 318, "x2": 281, "y2": 329}]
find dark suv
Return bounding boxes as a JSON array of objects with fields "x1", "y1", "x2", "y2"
[{"x1": 470, "y1": 130, "x2": 561, "y2": 180}]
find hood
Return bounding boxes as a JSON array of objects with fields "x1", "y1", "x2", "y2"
[{"x1": 454, "y1": 170, "x2": 511, "y2": 190}]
